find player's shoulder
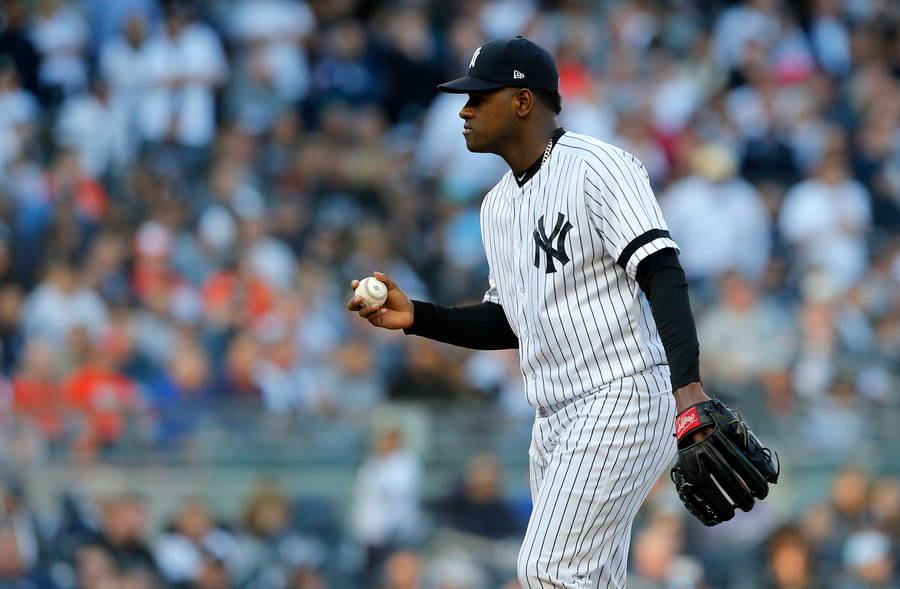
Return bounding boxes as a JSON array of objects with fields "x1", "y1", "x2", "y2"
[
  {"x1": 557, "y1": 131, "x2": 646, "y2": 173},
  {"x1": 482, "y1": 171, "x2": 515, "y2": 203}
]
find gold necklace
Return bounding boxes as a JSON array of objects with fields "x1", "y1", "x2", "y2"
[
  {"x1": 518, "y1": 137, "x2": 556, "y2": 182},
  {"x1": 541, "y1": 137, "x2": 554, "y2": 167}
]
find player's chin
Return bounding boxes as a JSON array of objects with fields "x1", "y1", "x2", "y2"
[{"x1": 463, "y1": 134, "x2": 489, "y2": 153}]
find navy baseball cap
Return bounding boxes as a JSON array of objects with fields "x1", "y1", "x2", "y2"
[{"x1": 438, "y1": 36, "x2": 559, "y2": 94}]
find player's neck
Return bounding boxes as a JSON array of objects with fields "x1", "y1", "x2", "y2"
[{"x1": 501, "y1": 123, "x2": 560, "y2": 177}]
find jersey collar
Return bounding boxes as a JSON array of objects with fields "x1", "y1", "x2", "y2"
[{"x1": 514, "y1": 127, "x2": 566, "y2": 188}]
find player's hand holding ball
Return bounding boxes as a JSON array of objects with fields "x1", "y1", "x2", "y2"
[
  {"x1": 355, "y1": 276, "x2": 388, "y2": 307},
  {"x1": 347, "y1": 271, "x2": 414, "y2": 330}
]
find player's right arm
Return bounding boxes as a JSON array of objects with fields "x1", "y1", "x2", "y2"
[{"x1": 347, "y1": 272, "x2": 518, "y2": 350}]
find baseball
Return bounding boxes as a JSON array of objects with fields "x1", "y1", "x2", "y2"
[{"x1": 355, "y1": 276, "x2": 388, "y2": 306}]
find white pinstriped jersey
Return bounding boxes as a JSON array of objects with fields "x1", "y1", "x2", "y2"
[{"x1": 481, "y1": 131, "x2": 680, "y2": 409}]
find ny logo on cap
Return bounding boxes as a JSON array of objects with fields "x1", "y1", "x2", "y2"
[
  {"x1": 513, "y1": 70, "x2": 525, "y2": 79},
  {"x1": 469, "y1": 47, "x2": 482, "y2": 69}
]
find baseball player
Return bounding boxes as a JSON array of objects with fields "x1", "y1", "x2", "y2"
[{"x1": 348, "y1": 37, "x2": 778, "y2": 588}]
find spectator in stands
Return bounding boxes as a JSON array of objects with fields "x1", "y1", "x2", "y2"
[
  {"x1": 319, "y1": 339, "x2": 385, "y2": 416},
  {"x1": 251, "y1": 316, "x2": 326, "y2": 415},
  {"x1": 172, "y1": 205, "x2": 237, "y2": 289},
  {"x1": 0, "y1": 524, "x2": 38, "y2": 589},
  {"x1": 379, "y1": 550, "x2": 421, "y2": 589},
  {"x1": 779, "y1": 131, "x2": 872, "y2": 292},
  {"x1": 55, "y1": 78, "x2": 129, "y2": 178},
  {"x1": 227, "y1": 0, "x2": 315, "y2": 133},
  {"x1": 350, "y1": 428, "x2": 423, "y2": 576},
  {"x1": 148, "y1": 336, "x2": 215, "y2": 446},
  {"x1": 27, "y1": 0, "x2": 88, "y2": 100},
  {"x1": 763, "y1": 525, "x2": 824, "y2": 589},
  {"x1": 99, "y1": 11, "x2": 149, "y2": 167},
  {"x1": 93, "y1": 494, "x2": 158, "y2": 577},
  {"x1": 0, "y1": 285, "x2": 23, "y2": 373},
  {"x1": 464, "y1": 349, "x2": 530, "y2": 417},
  {"x1": 792, "y1": 292, "x2": 844, "y2": 398},
  {"x1": 697, "y1": 272, "x2": 797, "y2": 406},
  {"x1": 389, "y1": 339, "x2": 474, "y2": 401},
  {"x1": 0, "y1": 481, "x2": 43, "y2": 577},
  {"x1": 801, "y1": 378, "x2": 866, "y2": 460},
  {"x1": 80, "y1": 233, "x2": 129, "y2": 307},
  {"x1": 11, "y1": 339, "x2": 62, "y2": 444},
  {"x1": 231, "y1": 482, "x2": 326, "y2": 589},
  {"x1": 62, "y1": 324, "x2": 140, "y2": 457},
  {"x1": 215, "y1": 332, "x2": 260, "y2": 399},
  {"x1": 310, "y1": 20, "x2": 379, "y2": 107},
  {"x1": 153, "y1": 498, "x2": 236, "y2": 588},
  {"x1": 628, "y1": 514, "x2": 699, "y2": 589},
  {"x1": 839, "y1": 530, "x2": 898, "y2": 589},
  {"x1": 138, "y1": 1, "x2": 227, "y2": 149},
  {"x1": 0, "y1": 57, "x2": 38, "y2": 177},
  {"x1": 801, "y1": 468, "x2": 871, "y2": 579},
  {"x1": 439, "y1": 453, "x2": 518, "y2": 540},
  {"x1": 0, "y1": 1, "x2": 39, "y2": 96},
  {"x1": 377, "y1": 7, "x2": 442, "y2": 123},
  {"x1": 21, "y1": 259, "x2": 108, "y2": 349},
  {"x1": 660, "y1": 144, "x2": 771, "y2": 284},
  {"x1": 74, "y1": 543, "x2": 117, "y2": 589},
  {"x1": 870, "y1": 478, "x2": 900, "y2": 543}
]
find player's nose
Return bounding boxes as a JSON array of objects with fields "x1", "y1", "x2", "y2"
[{"x1": 459, "y1": 105, "x2": 473, "y2": 119}]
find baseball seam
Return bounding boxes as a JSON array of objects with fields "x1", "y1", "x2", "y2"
[{"x1": 364, "y1": 280, "x2": 385, "y2": 304}]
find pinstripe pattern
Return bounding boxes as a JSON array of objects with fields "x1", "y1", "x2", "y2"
[
  {"x1": 519, "y1": 367, "x2": 676, "y2": 588},
  {"x1": 480, "y1": 131, "x2": 678, "y2": 409},
  {"x1": 478, "y1": 131, "x2": 680, "y2": 587}
]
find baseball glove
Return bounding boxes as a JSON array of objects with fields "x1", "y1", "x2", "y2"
[{"x1": 670, "y1": 399, "x2": 779, "y2": 526}]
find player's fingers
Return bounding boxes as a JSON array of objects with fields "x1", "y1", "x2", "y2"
[
  {"x1": 347, "y1": 296, "x2": 365, "y2": 311},
  {"x1": 357, "y1": 303, "x2": 382, "y2": 318},
  {"x1": 691, "y1": 425, "x2": 714, "y2": 443},
  {"x1": 350, "y1": 279, "x2": 360, "y2": 289},
  {"x1": 367, "y1": 312, "x2": 384, "y2": 327},
  {"x1": 373, "y1": 271, "x2": 394, "y2": 289}
]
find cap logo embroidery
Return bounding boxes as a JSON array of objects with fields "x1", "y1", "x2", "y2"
[
  {"x1": 469, "y1": 47, "x2": 482, "y2": 69},
  {"x1": 513, "y1": 69, "x2": 525, "y2": 79}
]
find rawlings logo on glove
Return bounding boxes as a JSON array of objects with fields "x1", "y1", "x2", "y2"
[
  {"x1": 675, "y1": 407, "x2": 700, "y2": 439},
  {"x1": 671, "y1": 399, "x2": 779, "y2": 526}
]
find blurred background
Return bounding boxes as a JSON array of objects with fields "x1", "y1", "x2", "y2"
[{"x1": 0, "y1": 0, "x2": 897, "y2": 587}]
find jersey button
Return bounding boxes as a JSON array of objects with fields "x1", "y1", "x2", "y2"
[
  {"x1": 530, "y1": 373, "x2": 537, "y2": 380},
  {"x1": 519, "y1": 287, "x2": 525, "y2": 294}
]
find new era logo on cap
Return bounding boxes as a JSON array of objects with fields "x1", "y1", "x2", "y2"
[{"x1": 438, "y1": 36, "x2": 558, "y2": 94}]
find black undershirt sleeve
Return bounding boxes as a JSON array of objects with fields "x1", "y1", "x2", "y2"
[
  {"x1": 402, "y1": 300, "x2": 519, "y2": 350},
  {"x1": 635, "y1": 248, "x2": 702, "y2": 391}
]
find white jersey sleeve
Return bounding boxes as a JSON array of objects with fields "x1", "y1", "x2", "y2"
[
  {"x1": 482, "y1": 271, "x2": 501, "y2": 304},
  {"x1": 582, "y1": 149, "x2": 680, "y2": 280}
]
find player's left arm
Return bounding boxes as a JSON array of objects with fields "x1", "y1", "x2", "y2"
[
  {"x1": 585, "y1": 152, "x2": 778, "y2": 526},
  {"x1": 583, "y1": 152, "x2": 704, "y2": 403},
  {"x1": 634, "y1": 236, "x2": 780, "y2": 528},
  {"x1": 634, "y1": 249, "x2": 707, "y2": 412}
]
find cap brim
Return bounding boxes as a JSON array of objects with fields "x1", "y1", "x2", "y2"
[{"x1": 437, "y1": 76, "x2": 506, "y2": 93}]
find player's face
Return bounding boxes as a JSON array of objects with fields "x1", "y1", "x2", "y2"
[{"x1": 458, "y1": 89, "x2": 516, "y2": 153}]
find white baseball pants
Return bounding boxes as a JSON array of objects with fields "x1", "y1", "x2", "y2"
[{"x1": 517, "y1": 367, "x2": 677, "y2": 588}]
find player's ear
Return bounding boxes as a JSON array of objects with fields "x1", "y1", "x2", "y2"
[{"x1": 512, "y1": 88, "x2": 534, "y2": 118}]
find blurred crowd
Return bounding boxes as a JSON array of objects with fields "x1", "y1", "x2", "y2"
[{"x1": 0, "y1": 0, "x2": 897, "y2": 587}]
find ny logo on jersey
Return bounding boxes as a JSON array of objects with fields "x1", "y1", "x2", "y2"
[{"x1": 533, "y1": 213, "x2": 573, "y2": 273}]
